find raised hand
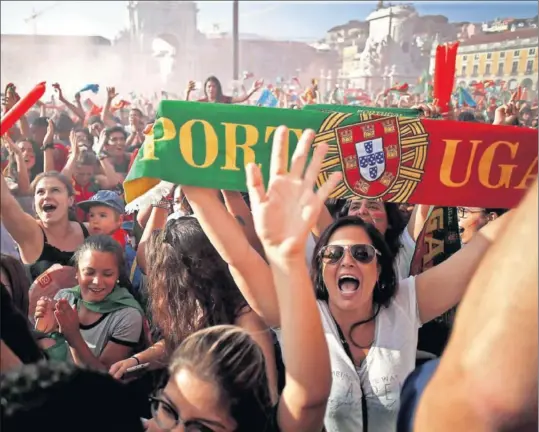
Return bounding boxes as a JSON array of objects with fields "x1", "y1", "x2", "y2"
[
  {"x1": 246, "y1": 127, "x2": 341, "y2": 258},
  {"x1": 34, "y1": 296, "x2": 58, "y2": 333},
  {"x1": 44, "y1": 119, "x2": 56, "y2": 146},
  {"x1": 187, "y1": 80, "x2": 196, "y2": 92},
  {"x1": 251, "y1": 79, "x2": 264, "y2": 92},
  {"x1": 2, "y1": 135, "x2": 21, "y2": 157},
  {"x1": 106, "y1": 86, "x2": 118, "y2": 101},
  {"x1": 52, "y1": 83, "x2": 64, "y2": 101},
  {"x1": 54, "y1": 299, "x2": 80, "y2": 341}
]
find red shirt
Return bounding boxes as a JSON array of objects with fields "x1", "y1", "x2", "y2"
[
  {"x1": 111, "y1": 228, "x2": 127, "y2": 248},
  {"x1": 72, "y1": 178, "x2": 100, "y2": 222}
]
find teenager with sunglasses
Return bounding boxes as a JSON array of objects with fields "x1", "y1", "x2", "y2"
[{"x1": 179, "y1": 126, "x2": 511, "y2": 432}]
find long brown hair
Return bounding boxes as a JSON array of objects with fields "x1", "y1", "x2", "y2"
[{"x1": 146, "y1": 217, "x2": 247, "y2": 353}]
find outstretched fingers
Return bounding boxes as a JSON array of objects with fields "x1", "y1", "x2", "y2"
[
  {"x1": 269, "y1": 126, "x2": 290, "y2": 179},
  {"x1": 289, "y1": 129, "x2": 315, "y2": 179},
  {"x1": 246, "y1": 162, "x2": 266, "y2": 208},
  {"x1": 303, "y1": 142, "x2": 329, "y2": 190}
]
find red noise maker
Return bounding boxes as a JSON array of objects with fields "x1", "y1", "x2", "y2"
[
  {"x1": 1, "y1": 82, "x2": 46, "y2": 135},
  {"x1": 433, "y1": 42, "x2": 459, "y2": 115}
]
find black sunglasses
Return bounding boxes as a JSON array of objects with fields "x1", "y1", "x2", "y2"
[
  {"x1": 320, "y1": 244, "x2": 380, "y2": 265},
  {"x1": 149, "y1": 394, "x2": 217, "y2": 432}
]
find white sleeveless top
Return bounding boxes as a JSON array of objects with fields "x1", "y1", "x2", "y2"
[{"x1": 275, "y1": 276, "x2": 421, "y2": 432}]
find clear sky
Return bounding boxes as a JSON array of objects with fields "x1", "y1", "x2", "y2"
[{"x1": 1, "y1": 1, "x2": 537, "y2": 41}]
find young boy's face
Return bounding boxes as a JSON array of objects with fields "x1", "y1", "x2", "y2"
[{"x1": 88, "y1": 205, "x2": 122, "y2": 236}]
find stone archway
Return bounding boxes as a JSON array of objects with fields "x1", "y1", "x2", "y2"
[{"x1": 152, "y1": 33, "x2": 180, "y2": 86}]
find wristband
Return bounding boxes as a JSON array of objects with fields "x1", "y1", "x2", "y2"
[
  {"x1": 130, "y1": 355, "x2": 140, "y2": 365},
  {"x1": 41, "y1": 142, "x2": 54, "y2": 151}
]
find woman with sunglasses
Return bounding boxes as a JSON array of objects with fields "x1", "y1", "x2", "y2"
[
  {"x1": 180, "y1": 126, "x2": 510, "y2": 432},
  {"x1": 146, "y1": 125, "x2": 339, "y2": 432}
]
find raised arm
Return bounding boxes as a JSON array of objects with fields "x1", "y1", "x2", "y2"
[
  {"x1": 136, "y1": 205, "x2": 168, "y2": 274},
  {"x1": 182, "y1": 186, "x2": 280, "y2": 327},
  {"x1": 53, "y1": 83, "x2": 85, "y2": 122},
  {"x1": 3, "y1": 136, "x2": 30, "y2": 195},
  {"x1": 0, "y1": 174, "x2": 43, "y2": 261},
  {"x1": 221, "y1": 190, "x2": 265, "y2": 258},
  {"x1": 415, "y1": 179, "x2": 538, "y2": 431},
  {"x1": 246, "y1": 127, "x2": 341, "y2": 432},
  {"x1": 416, "y1": 207, "x2": 511, "y2": 324},
  {"x1": 406, "y1": 204, "x2": 430, "y2": 241},
  {"x1": 101, "y1": 87, "x2": 119, "y2": 127},
  {"x1": 231, "y1": 79, "x2": 263, "y2": 104},
  {"x1": 42, "y1": 119, "x2": 57, "y2": 173}
]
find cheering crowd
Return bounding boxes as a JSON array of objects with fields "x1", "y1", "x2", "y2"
[{"x1": 0, "y1": 75, "x2": 537, "y2": 432}]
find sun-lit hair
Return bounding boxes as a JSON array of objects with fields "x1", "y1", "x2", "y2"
[{"x1": 170, "y1": 325, "x2": 273, "y2": 431}]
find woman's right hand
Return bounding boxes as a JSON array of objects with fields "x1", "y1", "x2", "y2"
[
  {"x1": 34, "y1": 296, "x2": 58, "y2": 333},
  {"x1": 186, "y1": 80, "x2": 195, "y2": 92},
  {"x1": 246, "y1": 127, "x2": 341, "y2": 259},
  {"x1": 109, "y1": 356, "x2": 139, "y2": 380}
]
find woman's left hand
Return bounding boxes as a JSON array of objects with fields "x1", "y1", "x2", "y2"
[
  {"x1": 251, "y1": 79, "x2": 264, "y2": 92},
  {"x1": 246, "y1": 126, "x2": 341, "y2": 259},
  {"x1": 54, "y1": 299, "x2": 80, "y2": 341}
]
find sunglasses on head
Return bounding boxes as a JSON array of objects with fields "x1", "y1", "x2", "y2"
[{"x1": 320, "y1": 244, "x2": 380, "y2": 265}]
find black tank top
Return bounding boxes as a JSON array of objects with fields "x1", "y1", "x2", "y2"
[{"x1": 27, "y1": 223, "x2": 90, "y2": 281}]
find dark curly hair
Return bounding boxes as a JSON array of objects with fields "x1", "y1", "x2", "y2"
[
  {"x1": 146, "y1": 217, "x2": 247, "y2": 353},
  {"x1": 311, "y1": 216, "x2": 398, "y2": 346}
]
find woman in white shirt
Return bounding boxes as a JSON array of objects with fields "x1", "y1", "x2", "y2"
[{"x1": 180, "y1": 126, "x2": 508, "y2": 432}]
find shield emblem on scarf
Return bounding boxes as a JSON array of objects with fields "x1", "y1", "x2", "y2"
[
  {"x1": 356, "y1": 138, "x2": 385, "y2": 181},
  {"x1": 335, "y1": 117, "x2": 402, "y2": 199}
]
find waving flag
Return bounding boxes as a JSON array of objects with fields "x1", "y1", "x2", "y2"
[
  {"x1": 78, "y1": 84, "x2": 100, "y2": 94},
  {"x1": 256, "y1": 89, "x2": 278, "y2": 107},
  {"x1": 384, "y1": 82, "x2": 409, "y2": 96},
  {"x1": 457, "y1": 87, "x2": 477, "y2": 107}
]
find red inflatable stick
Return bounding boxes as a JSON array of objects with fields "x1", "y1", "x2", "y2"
[{"x1": 1, "y1": 82, "x2": 46, "y2": 136}]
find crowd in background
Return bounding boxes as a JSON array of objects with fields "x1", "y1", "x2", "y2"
[{"x1": 0, "y1": 75, "x2": 537, "y2": 432}]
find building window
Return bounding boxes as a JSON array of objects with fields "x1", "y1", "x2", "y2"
[
  {"x1": 526, "y1": 60, "x2": 534, "y2": 74},
  {"x1": 486, "y1": 52, "x2": 492, "y2": 60},
  {"x1": 474, "y1": 54, "x2": 480, "y2": 60},
  {"x1": 497, "y1": 63, "x2": 504, "y2": 75},
  {"x1": 511, "y1": 61, "x2": 518, "y2": 74},
  {"x1": 485, "y1": 64, "x2": 491, "y2": 75},
  {"x1": 529, "y1": 48, "x2": 536, "y2": 55},
  {"x1": 461, "y1": 66, "x2": 467, "y2": 76},
  {"x1": 463, "y1": 55, "x2": 467, "y2": 61},
  {"x1": 514, "y1": 50, "x2": 520, "y2": 57},
  {"x1": 500, "y1": 51, "x2": 506, "y2": 58},
  {"x1": 472, "y1": 64, "x2": 479, "y2": 76}
]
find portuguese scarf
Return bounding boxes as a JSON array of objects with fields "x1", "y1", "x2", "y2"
[{"x1": 124, "y1": 101, "x2": 538, "y2": 210}]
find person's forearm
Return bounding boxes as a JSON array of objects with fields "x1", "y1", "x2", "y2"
[
  {"x1": 69, "y1": 332, "x2": 108, "y2": 372},
  {"x1": 416, "y1": 181, "x2": 538, "y2": 432},
  {"x1": 60, "y1": 97, "x2": 85, "y2": 121},
  {"x1": 134, "y1": 340, "x2": 167, "y2": 370},
  {"x1": 43, "y1": 148, "x2": 56, "y2": 173},
  {"x1": 312, "y1": 203, "x2": 334, "y2": 239},
  {"x1": 14, "y1": 155, "x2": 30, "y2": 194},
  {"x1": 137, "y1": 206, "x2": 168, "y2": 272},
  {"x1": 268, "y1": 254, "x2": 331, "y2": 406},
  {"x1": 18, "y1": 115, "x2": 31, "y2": 139},
  {"x1": 99, "y1": 158, "x2": 122, "y2": 188},
  {"x1": 221, "y1": 190, "x2": 265, "y2": 259},
  {"x1": 61, "y1": 156, "x2": 76, "y2": 179}
]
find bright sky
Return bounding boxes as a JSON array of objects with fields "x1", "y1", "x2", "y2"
[{"x1": 1, "y1": 1, "x2": 537, "y2": 41}]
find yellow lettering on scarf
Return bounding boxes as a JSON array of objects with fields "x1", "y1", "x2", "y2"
[
  {"x1": 439, "y1": 140, "x2": 481, "y2": 187},
  {"x1": 140, "y1": 117, "x2": 176, "y2": 161},
  {"x1": 478, "y1": 141, "x2": 519, "y2": 189},
  {"x1": 515, "y1": 156, "x2": 538, "y2": 189},
  {"x1": 179, "y1": 120, "x2": 218, "y2": 168},
  {"x1": 221, "y1": 123, "x2": 259, "y2": 171}
]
